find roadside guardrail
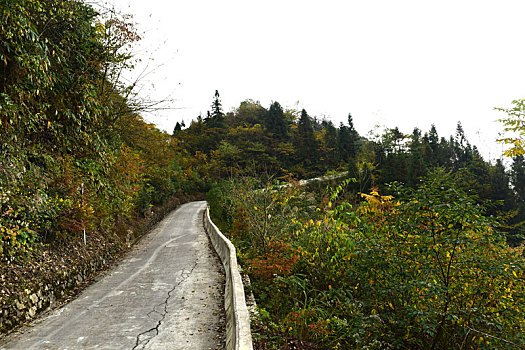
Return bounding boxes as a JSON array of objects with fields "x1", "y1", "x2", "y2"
[{"x1": 203, "y1": 207, "x2": 253, "y2": 350}]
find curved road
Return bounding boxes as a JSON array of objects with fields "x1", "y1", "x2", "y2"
[{"x1": 1, "y1": 201, "x2": 225, "y2": 350}]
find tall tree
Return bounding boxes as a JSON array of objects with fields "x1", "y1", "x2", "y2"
[
  {"x1": 489, "y1": 159, "x2": 513, "y2": 205},
  {"x1": 337, "y1": 123, "x2": 353, "y2": 162},
  {"x1": 347, "y1": 113, "x2": 360, "y2": 155},
  {"x1": 511, "y1": 155, "x2": 525, "y2": 203},
  {"x1": 212, "y1": 90, "x2": 223, "y2": 116},
  {"x1": 407, "y1": 127, "x2": 426, "y2": 186},
  {"x1": 320, "y1": 120, "x2": 338, "y2": 169},
  {"x1": 509, "y1": 155, "x2": 525, "y2": 245},
  {"x1": 423, "y1": 124, "x2": 440, "y2": 166},
  {"x1": 205, "y1": 90, "x2": 225, "y2": 127},
  {"x1": 294, "y1": 109, "x2": 318, "y2": 171},
  {"x1": 173, "y1": 122, "x2": 182, "y2": 135},
  {"x1": 455, "y1": 121, "x2": 466, "y2": 147},
  {"x1": 264, "y1": 101, "x2": 288, "y2": 139},
  {"x1": 427, "y1": 124, "x2": 439, "y2": 149}
]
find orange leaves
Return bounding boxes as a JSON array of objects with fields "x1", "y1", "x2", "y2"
[
  {"x1": 232, "y1": 206, "x2": 249, "y2": 239},
  {"x1": 284, "y1": 308, "x2": 332, "y2": 341},
  {"x1": 247, "y1": 241, "x2": 299, "y2": 281}
]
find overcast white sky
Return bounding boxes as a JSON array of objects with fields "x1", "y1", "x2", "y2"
[{"x1": 109, "y1": 0, "x2": 525, "y2": 161}]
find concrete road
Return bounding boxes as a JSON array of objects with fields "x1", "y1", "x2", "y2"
[{"x1": 0, "y1": 201, "x2": 226, "y2": 350}]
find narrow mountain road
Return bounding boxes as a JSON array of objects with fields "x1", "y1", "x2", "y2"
[{"x1": 0, "y1": 201, "x2": 226, "y2": 350}]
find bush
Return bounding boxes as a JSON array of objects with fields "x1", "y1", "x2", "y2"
[{"x1": 210, "y1": 170, "x2": 525, "y2": 349}]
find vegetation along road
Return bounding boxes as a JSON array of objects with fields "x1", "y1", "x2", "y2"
[{"x1": 0, "y1": 202, "x2": 225, "y2": 350}]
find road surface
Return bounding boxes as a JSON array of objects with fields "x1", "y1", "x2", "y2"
[{"x1": 1, "y1": 201, "x2": 225, "y2": 350}]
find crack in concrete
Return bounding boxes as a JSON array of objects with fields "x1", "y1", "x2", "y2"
[{"x1": 131, "y1": 261, "x2": 198, "y2": 350}]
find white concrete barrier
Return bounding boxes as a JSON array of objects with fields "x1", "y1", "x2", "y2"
[
  {"x1": 258, "y1": 171, "x2": 349, "y2": 193},
  {"x1": 203, "y1": 207, "x2": 253, "y2": 350}
]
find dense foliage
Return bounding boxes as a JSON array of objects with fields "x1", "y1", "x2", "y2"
[
  {"x1": 192, "y1": 95, "x2": 525, "y2": 348},
  {"x1": 178, "y1": 95, "x2": 525, "y2": 245},
  {"x1": 2, "y1": 1, "x2": 524, "y2": 348},
  {"x1": 209, "y1": 172, "x2": 525, "y2": 349},
  {"x1": 496, "y1": 99, "x2": 525, "y2": 157},
  {"x1": 0, "y1": 0, "x2": 206, "y2": 262}
]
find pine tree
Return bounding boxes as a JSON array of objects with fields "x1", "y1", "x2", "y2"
[
  {"x1": 489, "y1": 159, "x2": 513, "y2": 204},
  {"x1": 211, "y1": 90, "x2": 223, "y2": 120},
  {"x1": 337, "y1": 123, "x2": 353, "y2": 162},
  {"x1": 205, "y1": 90, "x2": 225, "y2": 127},
  {"x1": 428, "y1": 124, "x2": 439, "y2": 149},
  {"x1": 423, "y1": 124, "x2": 439, "y2": 166},
  {"x1": 510, "y1": 155, "x2": 525, "y2": 245},
  {"x1": 511, "y1": 155, "x2": 525, "y2": 203},
  {"x1": 455, "y1": 121, "x2": 466, "y2": 147},
  {"x1": 408, "y1": 127, "x2": 427, "y2": 186},
  {"x1": 205, "y1": 111, "x2": 212, "y2": 124},
  {"x1": 347, "y1": 113, "x2": 360, "y2": 155},
  {"x1": 294, "y1": 109, "x2": 318, "y2": 170},
  {"x1": 264, "y1": 101, "x2": 288, "y2": 139},
  {"x1": 321, "y1": 120, "x2": 338, "y2": 168},
  {"x1": 173, "y1": 122, "x2": 182, "y2": 135}
]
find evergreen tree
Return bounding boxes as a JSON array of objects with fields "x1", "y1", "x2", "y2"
[
  {"x1": 510, "y1": 155, "x2": 525, "y2": 245},
  {"x1": 424, "y1": 124, "x2": 439, "y2": 166},
  {"x1": 408, "y1": 128, "x2": 426, "y2": 186},
  {"x1": 297, "y1": 109, "x2": 314, "y2": 138},
  {"x1": 452, "y1": 121, "x2": 474, "y2": 168},
  {"x1": 264, "y1": 101, "x2": 288, "y2": 139},
  {"x1": 428, "y1": 124, "x2": 439, "y2": 149},
  {"x1": 204, "y1": 111, "x2": 212, "y2": 124},
  {"x1": 173, "y1": 122, "x2": 182, "y2": 135},
  {"x1": 211, "y1": 90, "x2": 223, "y2": 119},
  {"x1": 205, "y1": 90, "x2": 225, "y2": 127},
  {"x1": 511, "y1": 155, "x2": 525, "y2": 203},
  {"x1": 489, "y1": 159, "x2": 513, "y2": 205},
  {"x1": 455, "y1": 121, "x2": 466, "y2": 147},
  {"x1": 294, "y1": 109, "x2": 318, "y2": 171},
  {"x1": 347, "y1": 113, "x2": 360, "y2": 155},
  {"x1": 321, "y1": 119, "x2": 338, "y2": 169},
  {"x1": 390, "y1": 127, "x2": 404, "y2": 153},
  {"x1": 337, "y1": 123, "x2": 353, "y2": 162},
  {"x1": 437, "y1": 136, "x2": 453, "y2": 167}
]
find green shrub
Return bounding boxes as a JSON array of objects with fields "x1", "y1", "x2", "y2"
[{"x1": 210, "y1": 170, "x2": 525, "y2": 349}]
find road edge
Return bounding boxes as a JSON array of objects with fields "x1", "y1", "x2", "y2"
[{"x1": 203, "y1": 206, "x2": 253, "y2": 350}]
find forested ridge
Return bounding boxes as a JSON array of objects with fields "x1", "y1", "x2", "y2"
[
  {"x1": 179, "y1": 93, "x2": 524, "y2": 246},
  {"x1": 1, "y1": 0, "x2": 525, "y2": 348}
]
